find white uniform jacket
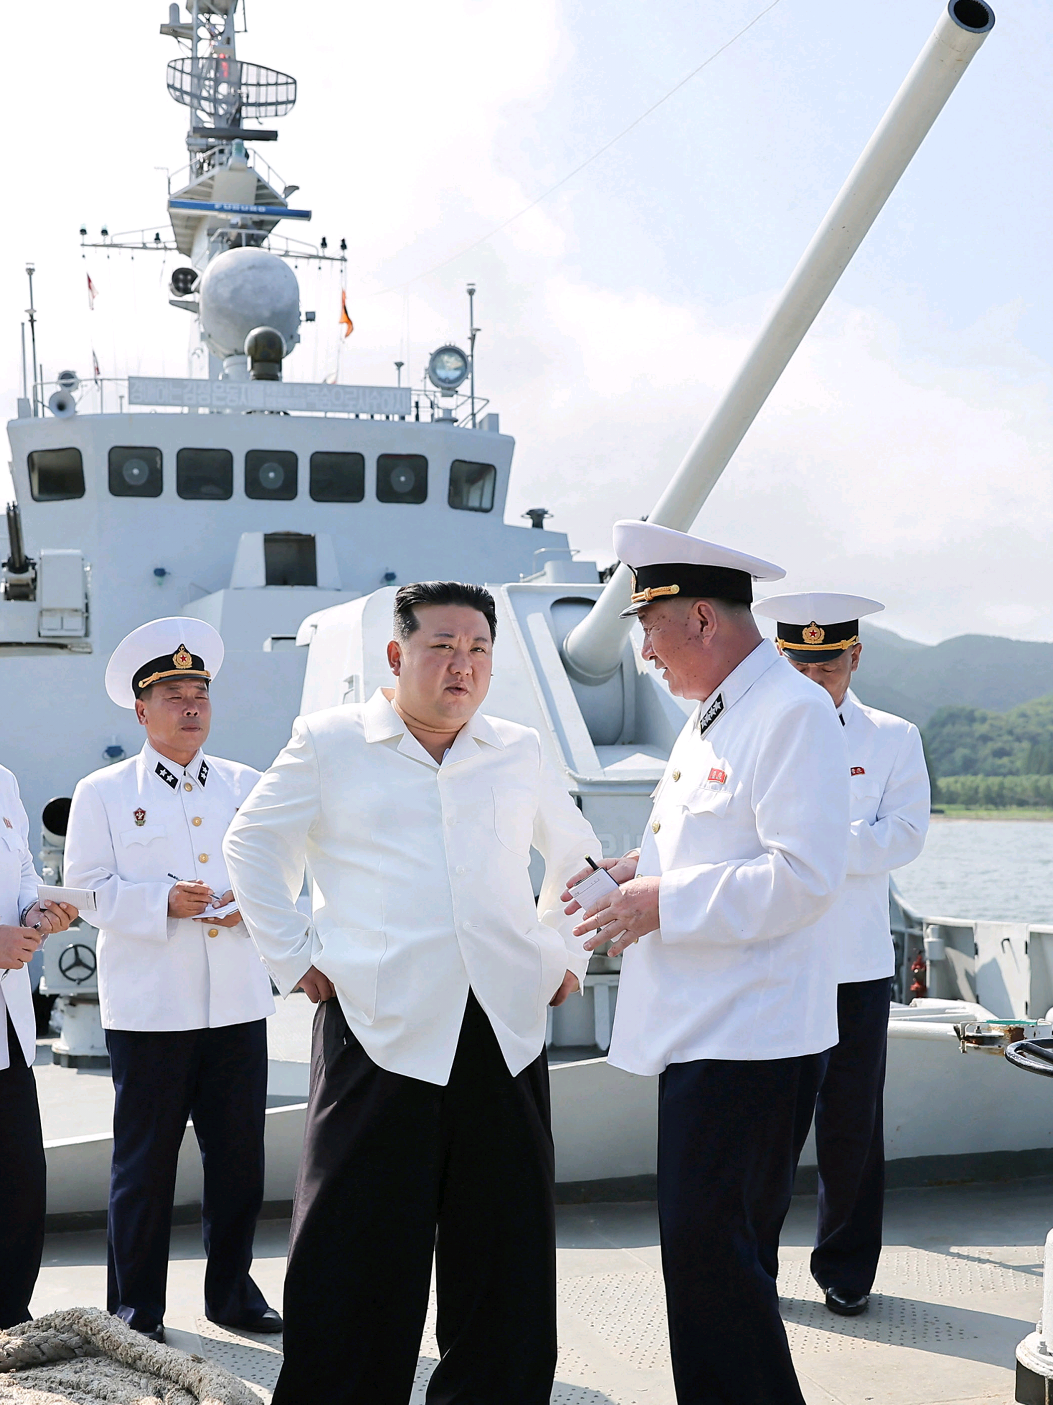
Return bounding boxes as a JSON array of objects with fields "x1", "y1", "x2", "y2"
[
  {"x1": 0, "y1": 766, "x2": 43, "y2": 1070},
  {"x1": 832, "y1": 689, "x2": 929, "y2": 983},
  {"x1": 64, "y1": 742, "x2": 274, "y2": 1032},
  {"x1": 223, "y1": 689, "x2": 603, "y2": 1085},
  {"x1": 608, "y1": 641, "x2": 850, "y2": 1076}
]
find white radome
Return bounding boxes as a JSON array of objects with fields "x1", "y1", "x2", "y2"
[{"x1": 197, "y1": 246, "x2": 300, "y2": 361}]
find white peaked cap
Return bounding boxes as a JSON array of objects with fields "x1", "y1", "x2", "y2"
[
  {"x1": 105, "y1": 616, "x2": 225, "y2": 709},
  {"x1": 753, "y1": 593, "x2": 885, "y2": 626},
  {"x1": 613, "y1": 520, "x2": 785, "y2": 618}
]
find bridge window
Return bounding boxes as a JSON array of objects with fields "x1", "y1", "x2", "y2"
[
  {"x1": 448, "y1": 459, "x2": 496, "y2": 513},
  {"x1": 28, "y1": 448, "x2": 84, "y2": 502},
  {"x1": 264, "y1": 532, "x2": 317, "y2": 586},
  {"x1": 377, "y1": 454, "x2": 427, "y2": 504},
  {"x1": 109, "y1": 446, "x2": 162, "y2": 498},
  {"x1": 246, "y1": 450, "x2": 297, "y2": 500},
  {"x1": 310, "y1": 451, "x2": 365, "y2": 502},
  {"x1": 177, "y1": 448, "x2": 233, "y2": 500}
]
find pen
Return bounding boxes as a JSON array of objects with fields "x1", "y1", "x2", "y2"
[{"x1": 585, "y1": 856, "x2": 600, "y2": 871}]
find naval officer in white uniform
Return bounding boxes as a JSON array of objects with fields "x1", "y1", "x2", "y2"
[
  {"x1": 63, "y1": 618, "x2": 279, "y2": 1342},
  {"x1": 755, "y1": 592, "x2": 929, "y2": 1316},
  {"x1": 225, "y1": 580, "x2": 602, "y2": 1405},
  {"x1": 0, "y1": 768, "x2": 77, "y2": 1327},
  {"x1": 565, "y1": 522, "x2": 850, "y2": 1405}
]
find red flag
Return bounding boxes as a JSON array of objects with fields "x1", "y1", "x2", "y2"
[
  {"x1": 87, "y1": 274, "x2": 98, "y2": 310},
  {"x1": 339, "y1": 290, "x2": 353, "y2": 338},
  {"x1": 92, "y1": 349, "x2": 101, "y2": 381}
]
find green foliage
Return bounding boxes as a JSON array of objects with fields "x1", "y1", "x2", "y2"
[
  {"x1": 934, "y1": 774, "x2": 1053, "y2": 809},
  {"x1": 923, "y1": 695, "x2": 1053, "y2": 779}
]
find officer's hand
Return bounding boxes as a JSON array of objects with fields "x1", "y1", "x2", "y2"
[
  {"x1": 0, "y1": 925, "x2": 43, "y2": 969},
  {"x1": 197, "y1": 891, "x2": 242, "y2": 928},
  {"x1": 296, "y1": 965, "x2": 335, "y2": 1004},
  {"x1": 561, "y1": 854, "x2": 639, "y2": 914},
  {"x1": 168, "y1": 880, "x2": 213, "y2": 918},
  {"x1": 574, "y1": 876, "x2": 661, "y2": 957},
  {"x1": 23, "y1": 900, "x2": 78, "y2": 935},
  {"x1": 549, "y1": 970, "x2": 580, "y2": 1007}
]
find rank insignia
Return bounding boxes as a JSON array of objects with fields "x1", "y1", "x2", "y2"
[
  {"x1": 198, "y1": 760, "x2": 209, "y2": 787},
  {"x1": 155, "y1": 762, "x2": 178, "y2": 789},
  {"x1": 134, "y1": 807, "x2": 146, "y2": 826},
  {"x1": 173, "y1": 644, "x2": 193, "y2": 670},
  {"x1": 2, "y1": 817, "x2": 11, "y2": 829},
  {"x1": 699, "y1": 693, "x2": 725, "y2": 739},
  {"x1": 851, "y1": 766, "x2": 866, "y2": 776},
  {"x1": 708, "y1": 768, "x2": 727, "y2": 785},
  {"x1": 802, "y1": 622, "x2": 825, "y2": 644}
]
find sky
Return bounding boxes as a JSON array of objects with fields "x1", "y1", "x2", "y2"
[{"x1": 1, "y1": 0, "x2": 1049, "y2": 644}]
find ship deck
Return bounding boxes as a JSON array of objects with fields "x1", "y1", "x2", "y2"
[{"x1": 29, "y1": 1174, "x2": 1046, "y2": 1404}]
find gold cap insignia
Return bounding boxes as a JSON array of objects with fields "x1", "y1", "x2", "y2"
[
  {"x1": 173, "y1": 645, "x2": 193, "y2": 670},
  {"x1": 802, "y1": 622, "x2": 825, "y2": 644}
]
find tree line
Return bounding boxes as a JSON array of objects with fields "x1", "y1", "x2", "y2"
[{"x1": 922, "y1": 694, "x2": 1053, "y2": 807}]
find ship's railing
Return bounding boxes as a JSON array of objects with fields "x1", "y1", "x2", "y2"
[
  {"x1": 168, "y1": 145, "x2": 288, "y2": 203},
  {"x1": 891, "y1": 884, "x2": 1053, "y2": 1021},
  {"x1": 20, "y1": 376, "x2": 491, "y2": 424}
]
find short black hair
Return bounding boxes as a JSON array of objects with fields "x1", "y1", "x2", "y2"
[{"x1": 393, "y1": 581, "x2": 497, "y2": 642}]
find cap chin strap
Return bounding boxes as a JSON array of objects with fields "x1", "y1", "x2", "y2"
[
  {"x1": 137, "y1": 668, "x2": 212, "y2": 690},
  {"x1": 776, "y1": 635, "x2": 858, "y2": 654},
  {"x1": 629, "y1": 584, "x2": 681, "y2": 605}
]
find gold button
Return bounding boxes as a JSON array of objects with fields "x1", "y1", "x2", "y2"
[
  {"x1": 184, "y1": 783, "x2": 193, "y2": 792},
  {"x1": 198, "y1": 853, "x2": 209, "y2": 863},
  {"x1": 207, "y1": 927, "x2": 219, "y2": 938},
  {"x1": 192, "y1": 816, "x2": 202, "y2": 827},
  {"x1": 673, "y1": 770, "x2": 681, "y2": 781},
  {"x1": 651, "y1": 820, "x2": 661, "y2": 834}
]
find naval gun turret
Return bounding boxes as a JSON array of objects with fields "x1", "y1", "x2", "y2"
[{"x1": 294, "y1": 1, "x2": 995, "y2": 1052}]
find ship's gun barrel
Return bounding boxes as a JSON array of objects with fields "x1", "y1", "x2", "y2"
[
  {"x1": 563, "y1": 0, "x2": 995, "y2": 684},
  {"x1": 5, "y1": 502, "x2": 29, "y2": 575}
]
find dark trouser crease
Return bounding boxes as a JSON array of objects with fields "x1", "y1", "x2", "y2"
[
  {"x1": 0, "y1": 1014, "x2": 46, "y2": 1328},
  {"x1": 105, "y1": 1019, "x2": 269, "y2": 1331},
  {"x1": 793, "y1": 976, "x2": 892, "y2": 1299},
  {"x1": 271, "y1": 990, "x2": 556, "y2": 1405},
  {"x1": 659, "y1": 1054, "x2": 814, "y2": 1405}
]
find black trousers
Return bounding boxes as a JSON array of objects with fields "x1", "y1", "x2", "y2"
[
  {"x1": 658, "y1": 1054, "x2": 815, "y2": 1405},
  {"x1": 794, "y1": 976, "x2": 892, "y2": 1298},
  {"x1": 272, "y1": 991, "x2": 556, "y2": 1405},
  {"x1": 0, "y1": 1015, "x2": 46, "y2": 1328},
  {"x1": 105, "y1": 1019, "x2": 269, "y2": 1331}
]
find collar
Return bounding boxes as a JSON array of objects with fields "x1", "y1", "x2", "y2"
[
  {"x1": 693, "y1": 639, "x2": 781, "y2": 734},
  {"x1": 837, "y1": 688, "x2": 861, "y2": 728},
  {"x1": 140, "y1": 740, "x2": 209, "y2": 791},
  {"x1": 362, "y1": 688, "x2": 505, "y2": 764}
]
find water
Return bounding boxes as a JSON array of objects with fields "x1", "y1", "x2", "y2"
[{"x1": 895, "y1": 819, "x2": 1053, "y2": 925}]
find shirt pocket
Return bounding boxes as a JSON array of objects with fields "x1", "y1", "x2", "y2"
[
  {"x1": 492, "y1": 786, "x2": 535, "y2": 856},
  {"x1": 849, "y1": 774, "x2": 883, "y2": 822},
  {"x1": 118, "y1": 823, "x2": 168, "y2": 847}
]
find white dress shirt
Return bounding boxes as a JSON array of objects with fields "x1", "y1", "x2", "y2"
[
  {"x1": 224, "y1": 689, "x2": 602, "y2": 1085},
  {"x1": 0, "y1": 766, "x2": 43, "y2": 1071},
  {"x1": 608, "y1": 641, "x2": 850, "y2": 1076},
  {"x1": 832, "y1": 689, "x2": 930, "y2": 983},
  {"x1": 64, "y1": 741, "x2": 274, "y2": 1032}
]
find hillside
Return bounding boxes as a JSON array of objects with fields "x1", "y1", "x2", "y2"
[
  {"x1": 923, "y1": 696, "x2": 1053, "y2": 778},
  {"x1": 852, "y1": 626, "x2": 1053, "y2": 727}
]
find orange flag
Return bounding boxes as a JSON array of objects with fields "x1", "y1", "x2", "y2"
[{"x1": 339, "y1": 290, "x2": 353, "y2": 338}]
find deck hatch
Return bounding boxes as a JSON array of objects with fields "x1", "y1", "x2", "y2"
[
  {"x1": 27, "y1": 448, "x2": 84, "y2": 502},
  {"x1": 310, "y1": 451, "x2": 365, "y2": 503},
  {"x1": 264, "y1": 532, "x2": 316, "y2": 586},
  {"x1": 177, "y1": 448, "x2": 233, "y2": 500}
]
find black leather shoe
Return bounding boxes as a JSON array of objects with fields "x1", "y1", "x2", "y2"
[
  {"x1": 825, "y1": 1287, "x2": 869, "y2": 1316},
  {"x1": 215, "y1": 1308, "x2": 283, "y2": 1334},
  {"x1": 137, "y1": 1325, "x2": 165, "y2": 1343}
]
